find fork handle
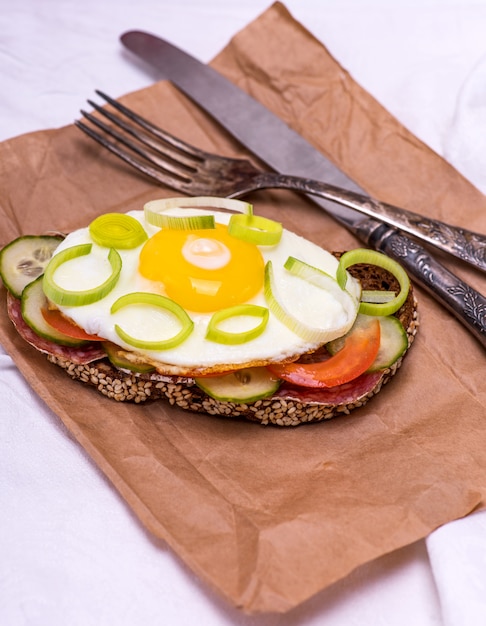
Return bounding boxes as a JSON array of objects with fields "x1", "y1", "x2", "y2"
[
  {"x1": 250, "y1": 172, "x2": 486, "y2": 274},
  {"x1": 243, "y1": 172, "x2": 486, "y2": 348}
]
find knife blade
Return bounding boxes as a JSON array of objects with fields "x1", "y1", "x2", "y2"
[{"x1": 120, "y1": 30, "x2": 486, "y2": 348}]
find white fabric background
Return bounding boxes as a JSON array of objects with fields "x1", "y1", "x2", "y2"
[{"x1": 1, "y1": 1, "x2": 486, "y2": 624}]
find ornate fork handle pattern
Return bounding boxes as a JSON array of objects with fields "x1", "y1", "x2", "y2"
[{"x1": 246, "y1": 173, "x2": 486, "y2": 273}]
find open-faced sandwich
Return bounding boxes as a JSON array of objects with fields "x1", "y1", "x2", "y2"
[{"x1": 0, "y1": 197, "x2": 418, "y2": 426}]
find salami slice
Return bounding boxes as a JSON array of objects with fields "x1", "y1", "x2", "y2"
[
  {"x1": 6, "y1": 292, "x2": 106, "y2": 364},
  {"x1": 276, "y1": 371, "x2": 385, "y2": 406}
]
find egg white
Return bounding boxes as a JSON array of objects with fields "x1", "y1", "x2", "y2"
[{"x1": 48, "y1": 207, "x2": 361, "y2": 375}]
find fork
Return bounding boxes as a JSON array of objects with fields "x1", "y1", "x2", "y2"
[{"x1": 75, "y1": 91, "x2": 486, "y2": 275}]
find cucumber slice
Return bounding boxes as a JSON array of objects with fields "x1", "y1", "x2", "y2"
[
  {"x1": 195, "y1": 367, "x2": 281, "y2": 403},
  {"x1": 368, "y1": 315, "x2": 408, "y2": 370},
  {"x1": 21, "y1": 276, "x2": 88, "y2": 347},
  {"x1": 102, "y1": 341, "x2": 155, "y2": 374},
  {"x1": 0, "y1": 235, "x2": 63, "y2": 297},
  {"x1": 326, "y1": 313, "x2": 408, "y2": 371}
]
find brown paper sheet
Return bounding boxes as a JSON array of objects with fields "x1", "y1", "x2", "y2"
[{"x1": 1, "y1": 1, "x2": 486, "y2": 614}]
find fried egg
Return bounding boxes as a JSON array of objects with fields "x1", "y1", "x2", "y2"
[{"x1": 46, "y1": 203, "x2": 361, "y2": 375}]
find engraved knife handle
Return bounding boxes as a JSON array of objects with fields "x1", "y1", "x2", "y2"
[
  {"x1": 358, "y1": 221, "x2": 486, "y2": 349},
  {"x1": 250, "y1": 173, "x2": 486, "y2": 274}
]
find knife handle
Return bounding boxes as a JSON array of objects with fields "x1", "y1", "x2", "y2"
[{"x1": 359, "y1": 221, "x2": 486, "y2": 349}]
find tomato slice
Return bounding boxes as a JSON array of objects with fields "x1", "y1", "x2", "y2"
[
  {"x1": 41, "y1": 307, "x2": 105, "y2": 342},
  {"x1": 268, "y1": 318, "x2": 381, "y2": 388}
]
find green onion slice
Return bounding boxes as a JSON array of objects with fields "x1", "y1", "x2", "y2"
[
  {"x1": 264, "y1": 260, "x2": 357, "y2": 343},
  {"x1": 228, "y1": 213, "x2": 283, "y2": 246},
  {"x1": 153, "y1": 213, "x2": 215, "y2": 230},
  {"x1": 89, "y1": 213, "x2": 148, "y2": 249},
  {"x1": 144, "y1": 196, "x2": 253, "y2": 229},
  {"x1": 206, "y1": 304, "x2": 269, "y2": 344},
  {"x1": 337, "y1": 248, "x2": 410, "y2": 316},
  {"x1": 111, "y1": 292, "x2": 194, "y2": 350},
  {"x1": 284, "y1": 256, "x2": 359, "y2": 299},
  {"x1": 361, "y1": 290, "x2": 397, "y2": 304},
  {"x1": 43, "y1": 244, "x2": 122, "y2": 307}
]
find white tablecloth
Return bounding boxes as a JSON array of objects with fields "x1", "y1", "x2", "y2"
[{"x1": 2, "y1": 1, "x2": 486, "y2": 624}]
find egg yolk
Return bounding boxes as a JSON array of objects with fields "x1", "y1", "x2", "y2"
[{"x1": 139, "y1": 224, "x2": 265, "y2": 312}]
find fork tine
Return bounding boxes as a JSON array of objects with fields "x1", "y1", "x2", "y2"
[
  {"x1": 76, "y1": 91, "x2": 256, "y2": 198},
  {"x1": 86, "y1": 98, "x2": 198, "y2": 171},
  {"x1": 79, "y1": 107, "x2": 190, "y2": 176},
  {"x1": 95, "y1": 90, "x2": 208, "y2": 161},
  {"x1": 74, "y1": 118, "x2": 193, "y2": 192}
]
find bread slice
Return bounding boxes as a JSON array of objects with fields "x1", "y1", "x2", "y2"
[{"x1": 44, "y1": 256, "x2": 419, "y2": 426}]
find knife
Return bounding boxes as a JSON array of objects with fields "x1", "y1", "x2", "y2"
[{"x1": 120, "y1": 31, "x2": 486, "y2": 349}]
